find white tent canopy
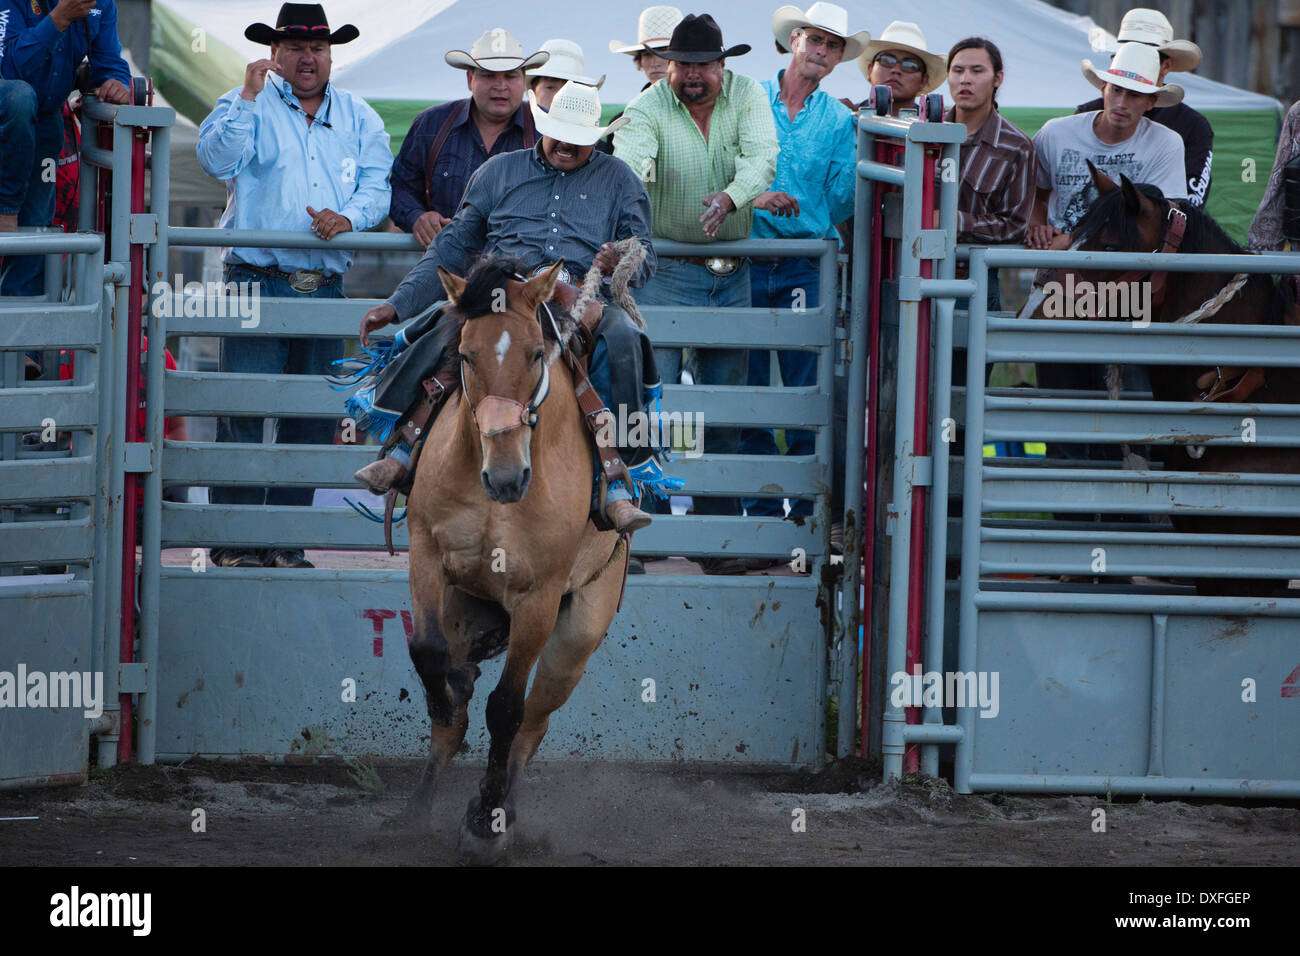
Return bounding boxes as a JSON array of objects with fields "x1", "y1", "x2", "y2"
[{"x1": 330, "y1": 0, "x2": 1278, "y2": 111}]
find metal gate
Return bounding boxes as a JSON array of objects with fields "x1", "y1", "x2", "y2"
[
  {"x1": 852, "y1": 104, "x2": 1300, "y2": 797},
  {"x1": 0, "y1": 97, "x2": 844, "y2": 772}
]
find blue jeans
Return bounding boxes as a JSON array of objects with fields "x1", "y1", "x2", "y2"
[
  {"x1": 635, "y1": 257, "x2": 750, "y2": 516},
  {"x1": 742, "y1": 257, "x2": 819, "y2": 517},
  {"x1": 210, "y1": 263, "x2": 345, "y2": 562},
  {"x1": 0, "y1": 80, "x2": 63, "y2": 297}
]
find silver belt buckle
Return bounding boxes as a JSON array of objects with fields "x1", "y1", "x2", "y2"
[
  {"x1": 531, "y1": 263, "x2": 572, "y2": 286},
  {"x1": 705, "y1": 256, "x2": 740, "y2": 277},
  {"x1": 289, "y1": 269, "x2": 322, "y2": 293}
]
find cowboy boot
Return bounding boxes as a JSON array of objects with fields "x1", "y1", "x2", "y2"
[
  {"x1": 605, "y1": 498, "x2": 653, "y2": 533},
  {"x1": 355, "y1": 456, "x2": 408, "y2": 496}
]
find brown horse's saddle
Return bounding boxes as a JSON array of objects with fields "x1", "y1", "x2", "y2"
[{"x1": 377, "y1": 282, "x2": 632, "y2": 553}]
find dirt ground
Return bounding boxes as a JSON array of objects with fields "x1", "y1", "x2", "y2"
[{"x1": 1, "y1": 757, "x2": 1296, "y2": 867}]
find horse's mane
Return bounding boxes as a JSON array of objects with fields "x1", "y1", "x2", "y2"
[
  {"x1": 454, "y1": 255, "x2": 578, "y2": 346},
  {"x1": 1073, "y1": 183, "x2": 1296, "y2": 322}
]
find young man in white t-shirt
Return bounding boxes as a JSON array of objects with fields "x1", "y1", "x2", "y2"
[{"x1": 1028, "y1": 42, "x2": 1187, "y2": 250}]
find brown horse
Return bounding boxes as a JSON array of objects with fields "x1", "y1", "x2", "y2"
[
  {"x1": 1071, "y1": 165, "x2": 1300, "y2": 595},
  {"x1": 401, "y1": 257, "x2": 627, "y2": 861}
]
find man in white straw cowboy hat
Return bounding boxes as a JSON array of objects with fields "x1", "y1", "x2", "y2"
[
  {"x1": 1028, "y1": 41, "x2": 1187, "y2": 251},
  {"x1": 610, "y1": 6, "x2": 684, "y2": 90},
  {"x1": 389, "y1": 28, "x2": 548, "y2": 249},
  {"x1": 1075, "y1": 8, "x2": 1212, "y2": 208},
  {"x1": 739, "y1": 3, "x2": 866, "y2": 533},
  {"x1": 197, "y1": 3, "x2": 393, "y2": 569},
  {"x1": 355, "y1": 80, "x2": 664, "y2": 534},
  {"x1": 846, "y1": 20, "x2": 945, "y2": 117},
  {"x1": 527, "y1": 39, "x2": 604, "y2": 109}
]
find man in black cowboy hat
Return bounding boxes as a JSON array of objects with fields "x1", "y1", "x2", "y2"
[
  {"x1": 197, "y1": 3, "x2": 393, "y2": 569},
  {"x1": 613, "y1": 13, "x2": 778, "y2": 573}
]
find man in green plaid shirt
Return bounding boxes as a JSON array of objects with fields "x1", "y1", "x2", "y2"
[{"x1": 613, "y1": 13, "x2": 779, "y2": 573}]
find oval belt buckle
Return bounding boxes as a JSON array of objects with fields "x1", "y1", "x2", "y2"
[
  {"x1": 705, "y1": 256, "x2": 739, "y2": 277},
  {"x1": 531, "y1": 262, "x2": 572, "y2": 286},
  {"x1": 290, "y1": 269, "x2": 321, "y2": 293}
]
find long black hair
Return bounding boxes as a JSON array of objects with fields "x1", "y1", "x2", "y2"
[{"x1": 946, "y1": 37, "x2": 1004, "y2": 106}]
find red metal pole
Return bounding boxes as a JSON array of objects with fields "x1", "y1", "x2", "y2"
[
  {"x1": 117, "y1": 127, "x2": 149, "y2": 764},
  {"x1": 903, "y1": 146, "x2": 939, "y2": 773},
  {"x1": 860, "y1": 138, "x2": 901, "y2": 759}
]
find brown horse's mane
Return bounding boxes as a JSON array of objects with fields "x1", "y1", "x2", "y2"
[
  {"x1": 451, "y1": 255, "x2": 579, "y2": 346},
  {"x1": 1073, "y1": 183, "x2": 1296, "y2": 324}
]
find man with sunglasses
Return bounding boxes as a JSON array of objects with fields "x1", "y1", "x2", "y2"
[
  {"x1": 197, "y1": 3, "x2": 392, "y2": 568},
  {"x1": 843, "y1": 21, "x2": 945, "y2": 116}
]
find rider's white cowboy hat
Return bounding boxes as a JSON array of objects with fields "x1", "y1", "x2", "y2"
[
  {"x1": 527, "y1": 81, "x2": 628, "y2": 147},
  {"x1": 1088, "y1": 7, "x2": 1201, "y2": 74},
  {"x1": 445, "y1": 28, "x2": 550, "y2": 73},
  {"x1": 856, "y1": 21, "x2": 947, "y2": 94},
  {"x1": 771, "y1": 3, "x2": 871, "y2": 62},
  {"x1": 527, "y1": 39, "x2": 605, "y2": 88},
  {"x1": 1082, "y1": 41, "x2": 1184, "y2": 107},
  {"x1": 609, "y1": 6, "x2": 683, "y2": 55}
]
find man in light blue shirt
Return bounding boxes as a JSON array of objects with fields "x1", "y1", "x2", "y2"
[
  {"x1": 744, "y1": 3, "x2": 861, "y2": 523},
  {"x1": 196, "y1": 3, "x2": 392, "y2": 569}
]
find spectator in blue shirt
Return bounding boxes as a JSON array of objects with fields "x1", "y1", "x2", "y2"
[
  {"x1": 196, "y1": 2, "x2": 392, "y2": 569},
  {"x1": 388, "y1": 29, "x2": 548, "y2": 249},
  {"x1": 0, "y1": 0, "x2": 130, "y2": 296},
  {"x1": 742, "y1": 3, "x2": 864, "y2": 523}
]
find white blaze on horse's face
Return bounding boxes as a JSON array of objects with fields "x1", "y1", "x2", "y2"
[{"x1": 440, "y1": 263, "x2": 564, "y2": 505}]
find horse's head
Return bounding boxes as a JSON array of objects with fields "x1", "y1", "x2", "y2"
[
  {"x1": 439, "y1": 258, "x2": 570, "y2": 504},
  {"x1": 1073, "y1": 160, "x2": 1169, "y2": 257}
]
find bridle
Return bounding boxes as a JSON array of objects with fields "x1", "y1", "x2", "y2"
[
  {"x1": 460, "y1": 300, "x2": 559, "y2": 438},
  {"x1": 1106, "y1": 201, "x2": 1188, "y2": 310}
]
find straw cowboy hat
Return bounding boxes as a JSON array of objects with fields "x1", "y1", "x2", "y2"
[
  {"x1": 445, "y1": 28, "x2": 549, "y2": 72},
  {"x1": 527, "y1": 39, "x2": 605, "y2": 88},
  {"x1": 609, "y1": 6, "x2": 684, "y2": 55},
  {"x1": 656, "y1": 13, "x2": 750, "y2": 62},
  {"x1": 1082, "y1": 41, "x2": 1184, "y2": 107},
  {"x1": 245, "y1": 3, "x2": 358, "y2": 45},
  {"x1": 856, "y1": 21, "x2": 946, "y2": 94},
  {"x1": 1088, "y1": 7, "x2": 1201, "y2": 74},
  {"x1": 771, "y1": 3, "x2": 870, "y2": 62},
  {"x1": 527, "y1": 81, "x2": 628, "y2": 147}
]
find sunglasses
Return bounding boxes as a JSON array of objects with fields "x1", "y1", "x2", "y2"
[{"x1": 873, "y1": 52, "x2": 925, "y2": 74}]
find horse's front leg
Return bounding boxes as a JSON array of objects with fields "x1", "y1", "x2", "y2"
[
  {"x1": 458, "y1": 588, "x2": 563, "y2": 862},
  {"x1": 403, "y1": 558, "x2": 478, "y2": 823}
]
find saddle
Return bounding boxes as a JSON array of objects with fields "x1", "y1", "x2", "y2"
[{"x1": 375, "y1": 281, "x2": 636, "y2": 554}]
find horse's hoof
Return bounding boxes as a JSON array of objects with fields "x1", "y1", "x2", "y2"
[{"x1": 457, "y1": 819, "x2": 513, "y2": 865}]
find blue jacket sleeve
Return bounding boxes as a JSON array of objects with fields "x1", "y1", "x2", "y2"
[
  {"x1": 389, "y1": 108, "x2": 437, "y2": 232},
  {"x1": 338, "y1": 100, "x2": 394, "y2": 233},
  {"x1": 88, "y1": 1, "x2": 132, "y2": 88},
  {"x1": 0, "y1": 6, "x2": 63, "y2": 83},
  {"x1": 196, "y1": 89, "x2": 259, "y2": 181}
]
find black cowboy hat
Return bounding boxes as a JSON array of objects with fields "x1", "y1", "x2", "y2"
[
  {"x1": 245, "y1": 3, "x2": 359, "y2": 46},
  {"x1": 657, "y1": 13, "x2": 750, "y2": 62}
]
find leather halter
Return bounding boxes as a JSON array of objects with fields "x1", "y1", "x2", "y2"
[
  {"x1": 1109, "y1": 202, "x2": 1187, "y2": 309},
  {"x1": 461, "y1": 303, "x2": 554, "y2": 438}
]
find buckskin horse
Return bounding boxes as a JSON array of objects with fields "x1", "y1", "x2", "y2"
[
  {"x1": 401, "y1": 257, "x2": 629, "y2": 861},
  {"x1": 1070, "y1": 163, "x2": 1300, "y2": 596}
]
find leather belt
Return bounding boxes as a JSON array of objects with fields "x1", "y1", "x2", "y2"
[
  {"x1": 231, "y1": 262, "x2": 341, "y2": 293},
  {"x1": 671, "y1": 255, "x2": 745, "y2": 276}
]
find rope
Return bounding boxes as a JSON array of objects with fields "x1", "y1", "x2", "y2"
[
  {"x1": 1174, "y1": 273, "x2": 1250, "y2": 325},
  {"x1": 573, "y1": 237, "x2": 648, "y2": 330}
]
